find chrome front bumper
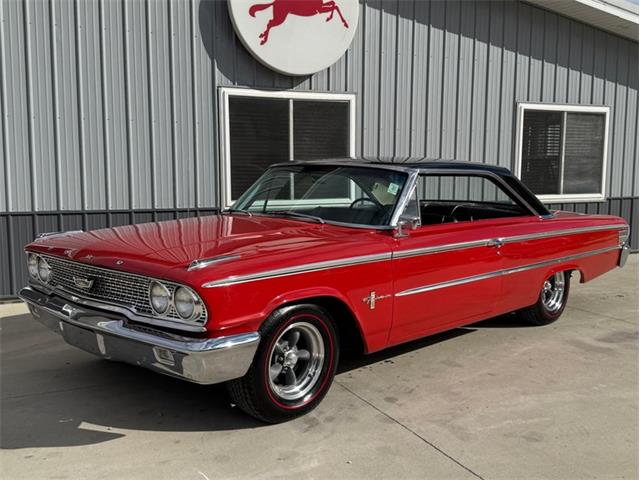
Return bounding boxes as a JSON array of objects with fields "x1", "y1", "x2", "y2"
[{"x1": 19, "y1": 287, "x2": 260, "y2": 385}]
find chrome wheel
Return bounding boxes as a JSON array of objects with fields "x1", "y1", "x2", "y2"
[
  {"x1": 541, "y1": 272, "x2": 565, "y2": 313},
  {"x1": 268, "y1": 321, "x2": 325, "y2": 402}
]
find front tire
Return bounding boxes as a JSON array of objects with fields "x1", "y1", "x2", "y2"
[
  {"x1": 518, "y1": 271, "x2": 571, "y2": 326},
  {"x1": 227, "y1": 304, "x2": 339, "y2": 423}
]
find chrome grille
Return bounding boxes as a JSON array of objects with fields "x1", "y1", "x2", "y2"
[{"x1": 41, "y1": 254, "x2": 206, "y2": 324}]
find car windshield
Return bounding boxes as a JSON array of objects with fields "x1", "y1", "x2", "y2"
[{"x1": 233, "y1": 164, "x2": 409, "y2": 227}]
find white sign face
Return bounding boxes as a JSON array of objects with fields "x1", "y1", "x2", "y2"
[{"x1": 227, "y1": 0, "x2": 359, "y2": 76}]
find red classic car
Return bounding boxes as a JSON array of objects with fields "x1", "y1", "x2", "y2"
[{"x1": 21, "y1": 159, "x2": 630, "y2": 422}]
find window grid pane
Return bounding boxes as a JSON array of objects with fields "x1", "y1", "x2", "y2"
[
  {"x1": 229, "y1": 97, "x2": 289, "y2": 200},
  {"x1": 562, "y1": 112, "x2": 605, "y2": 194},
  {"x1": 520, "y1": 110, "x2": 563, "y2": 195}
]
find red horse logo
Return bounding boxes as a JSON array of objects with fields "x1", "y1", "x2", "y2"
[{"x1": 249, "y1": 0, "x2": 349, "y2": 45}]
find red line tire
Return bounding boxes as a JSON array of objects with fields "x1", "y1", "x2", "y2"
[{"x1": 226, "y1": 304, "x2": 339, "y2": 423}]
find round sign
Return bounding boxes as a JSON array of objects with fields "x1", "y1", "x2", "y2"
[{"x1": 227, "y1": 0, "x2": 359, "y2": 76}]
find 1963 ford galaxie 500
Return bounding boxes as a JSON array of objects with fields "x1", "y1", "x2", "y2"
[{"x1": 20, "y1": 159, "x2": 630, "y2": 422}]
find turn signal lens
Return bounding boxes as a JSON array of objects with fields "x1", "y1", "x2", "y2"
[
  {"x1": 27, "y1": 253, "x2": 39, "y2": 279},
  {"x1": 149, "y1": 281, "x2": 171, "y2": 315},
  {"x1": 37, "y1": 257, "x2": 52, "y2": 283}
]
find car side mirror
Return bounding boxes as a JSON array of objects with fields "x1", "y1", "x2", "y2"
[{"x1": 394, "y1": 215, "x2": 420, "y2": 238}]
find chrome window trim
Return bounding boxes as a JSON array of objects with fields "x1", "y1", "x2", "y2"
[
  {"x1": 29, "y1": 282, "x2": 207, "y2": 333},
  {"x1": 202, "y1": 252, "x2": 392, "y2": 288},
  {"x1": 389, "y1": 170, "x2": 420, "y2": 227},
  {"x1": 200, "y1": 223, "x2": 626, "y2": 288},
  {"x1": 395, "y1": 245, "x2": 622, "y2": 298}
]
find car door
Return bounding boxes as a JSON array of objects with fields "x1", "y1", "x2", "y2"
[{"x1": 388, "y1": 172, "x2": 531, "y2": 346}]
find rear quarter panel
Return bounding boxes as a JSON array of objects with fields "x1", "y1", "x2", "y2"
[{"x1": 495, "y1": 213, "x2": 626, "y2": 314}]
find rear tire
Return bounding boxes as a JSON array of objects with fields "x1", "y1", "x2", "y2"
[
  {"x1": 226, "y1": 304, "x2": 339, "y2": 423},
  {"x1": 518, "y1": 271, "x2": 571, "y2": 326}
]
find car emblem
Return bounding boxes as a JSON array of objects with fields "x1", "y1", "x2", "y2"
[
  {"x1": 363, "y1": 291, "x2": 391, "y2": 310},
  {"x1": 73, "y1": 276, "x2": 94, "y2": 290}
]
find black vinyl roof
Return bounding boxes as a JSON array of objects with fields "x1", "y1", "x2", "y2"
[{"x1": 301, "y1": 157, "x2": 514, "y2": 176}]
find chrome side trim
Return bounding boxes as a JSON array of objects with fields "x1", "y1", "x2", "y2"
[
  {"x1": 200, "y1": 224, "x2": 626, "y2": 289},
  {"x1": 202, "y1": 252, "x2": 392, "y2": 288},
  {"x1": 393, "y1": 224, "x2": 626, "y2": 259},
  {"x1": 394, "y1": 238, "x2": 494, "y2": 259},
  {"x1": 395, "y1": 245, "x2": 622, "y2": 297},
  {"x1": 187, "y1": 255, "x2": 241, "y2": 271},
  {"x1": 500, "y1": 224, "x2": 627, "y2": 245}
]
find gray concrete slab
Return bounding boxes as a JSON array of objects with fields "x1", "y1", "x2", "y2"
[{"x1": 1, "y1": 257, "x2": 637, "y2": 479}]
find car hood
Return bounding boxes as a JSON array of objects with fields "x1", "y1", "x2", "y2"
[{"x1": 26, "y1": 214, "x2": 389, "y2": 284}]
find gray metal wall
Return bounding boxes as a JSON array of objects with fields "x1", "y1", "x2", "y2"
[{"x1": 1, "y1": 0, "x2": 638, "y2": 296}]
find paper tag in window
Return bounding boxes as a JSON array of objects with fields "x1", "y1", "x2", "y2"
[{"x1": 387, "y1": 183, "x2": 399, "y2": 195}]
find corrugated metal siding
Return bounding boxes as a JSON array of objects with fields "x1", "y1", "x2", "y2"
[
  {"x1": 0, "y1": 0, "x2": 638, "y2": 297},
  {"x1": 2, "y1": 0, "x2": 636, "y2": 209}
]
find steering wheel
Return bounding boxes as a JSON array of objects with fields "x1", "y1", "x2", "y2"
[
  {"x1": 349, "y1": 197, "x2": 383, "y2": 209},
  {"x1": 450, "y1": 203, "x2": 475, "y2": 221}
]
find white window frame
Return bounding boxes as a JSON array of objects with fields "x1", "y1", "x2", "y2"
[
  {"x1": 514, "y1": 102, "x2": 610, "y2": 203},
  {"x1": 218, "y1": 87, "x2": 357, "y2": 207}
]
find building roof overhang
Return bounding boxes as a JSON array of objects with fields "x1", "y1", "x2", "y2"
[{"x1": 526, "y1": 0, "x2": 638, "y2": 41}]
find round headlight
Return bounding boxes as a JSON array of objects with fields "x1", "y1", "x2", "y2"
[
  {"x1": 27, "y1": 253, "x2": 39, "y2": 279},
  {"x1": 149, "y1": 281, "x2": 171, "y2": 315},
  {"x1": 37, "y1": 257, "x2": 52, "y2": 283},
  {"x1": 173, "y1": 286, "x2": 200, "y2": 320}
]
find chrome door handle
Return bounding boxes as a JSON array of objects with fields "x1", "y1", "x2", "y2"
[{"x1": 487, "y1": 238, "x2": 504, "y2": 248}]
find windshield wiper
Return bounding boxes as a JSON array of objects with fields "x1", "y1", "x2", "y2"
[
  {"x1": 222, "y1": 208, "x2": 253, "y2": 216},
  {"x1": 266, "y1": 210, "x2": 325, "y2": 224}
]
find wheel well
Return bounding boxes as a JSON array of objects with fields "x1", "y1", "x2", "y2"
[
  {"x1": 281, "y1": 296, "x2": 365, "y2": 356},
  {"x1": 570, "y1": 269, "x2": 584, "y2": 283}
]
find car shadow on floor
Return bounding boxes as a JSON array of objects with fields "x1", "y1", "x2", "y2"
[{"x1": 0, "y1": 311, "x2": 525, "y2": 450}]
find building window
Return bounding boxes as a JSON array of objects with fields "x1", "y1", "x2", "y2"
[
  {"x1": 219, "y1": 88, "x2": 356, "y2": 205},
  {"x1": 515, "y1": 103, "x2": 609, "y2": 203}
]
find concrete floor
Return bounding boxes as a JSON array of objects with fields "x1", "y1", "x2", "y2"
[{"x1": 1, "y1": 257, "x2": 637, "y2": 480}]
